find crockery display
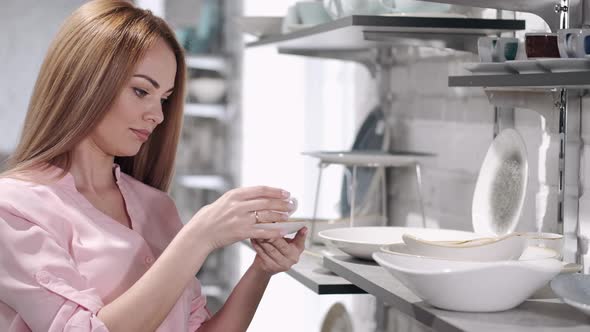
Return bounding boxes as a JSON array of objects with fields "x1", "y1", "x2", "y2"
[
  {"x1": 318, "y1": 227, "x2": 477, "y2": 260},
  {"x1": 373, "y1": 251, "x2": 562, "y2": 312}
]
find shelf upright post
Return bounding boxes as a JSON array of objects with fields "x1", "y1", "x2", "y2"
[{"x1": 375, "y1": 47, "x2": 395, "y2": 226}]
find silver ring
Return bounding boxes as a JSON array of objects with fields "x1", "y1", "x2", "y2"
[{"x1": 254, "y1": 210, "x2": 260, "y2": 222}]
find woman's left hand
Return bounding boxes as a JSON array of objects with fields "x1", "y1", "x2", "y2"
[{"x1": 251, "y1": 227, "x2": 307, "y2": 276}]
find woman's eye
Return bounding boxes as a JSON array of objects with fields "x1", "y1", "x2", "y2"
[{"x1": 133, "y1": 88, "x2": 148, "y2": 98}]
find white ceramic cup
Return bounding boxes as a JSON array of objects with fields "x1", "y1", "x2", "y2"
[
  {"x1": 557, "y1": 28, "x2": 590, "y2": 58},
  {"x1": 477, "y1": 36, "x2": 519, "y2": 62}
]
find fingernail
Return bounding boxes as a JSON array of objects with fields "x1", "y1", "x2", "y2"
[{"x1": 281, "y1": 190, "x2": 290, "y2": 198}]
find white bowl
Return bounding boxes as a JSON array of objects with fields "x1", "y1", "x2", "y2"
[
  {"x1": 188, "y1": 78, "x2": 226, "y2": 104},
  {"x1": 521, "y1": 232, "x2": 563, "y2": 258},
  {"x1": 372, "y1": 251, "x2": 562, "y2": 312},
  {"x1": 401, "y1": 233, "x2": 526, "y2": 261},
  {"x1": 318, "y1": 227, "x2": 477, "y2": 260},
  {"x1": 381, "y1": 243, "x2": 559, "y2": 261}
]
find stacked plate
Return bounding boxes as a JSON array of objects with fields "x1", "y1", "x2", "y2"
[{"x1": 373, "y1": 238, "x2": 563, "y2": 312}]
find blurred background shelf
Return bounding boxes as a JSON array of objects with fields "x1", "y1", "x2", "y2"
[
  {"x1": 247, "y1": 15, "x2": 525, "y2": 54},
  {"x1": 448, "y1": 72, "x2": 590, "y2": 90},
  {"x1": 184, "y1": 103, "x2": 226, "y2": 120},
  {"x1": 177, "y1": 174, "x2": 231, "y2": 192},
  {"x1": 185, "y1": 54, "x2": 228, "y2": 73}
]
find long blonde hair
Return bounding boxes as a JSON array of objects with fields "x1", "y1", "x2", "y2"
[{"x1": 4, "y1": 0, "x2": 186, "y2": 192}]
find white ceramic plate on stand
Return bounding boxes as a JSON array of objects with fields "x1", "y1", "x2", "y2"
[
  {"x1": 302, "y1": 151, "x2": 426, "y2": 167},
  {"x1": 318, "y1": 227, "x2": 477, "y2": 260},
  {"x1": 464, "y1": 62, "x2": 517, "y2": 75},
  {"x1": 472, "y1": 128, "x2": 528, "y2": 236},
  {"x1": 536, "y1": 58, "x2": 590, "y2": 73}
]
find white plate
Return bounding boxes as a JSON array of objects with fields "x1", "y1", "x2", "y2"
[
  {"x1": 536, "y1": 58, "x2": 590, "y2": 73},
  {"x1": 302, "y1": 151, "x2": 428, "y2": 167},
  {"x1": 464, "y1": 62, "x2": 517, "y2": 75},
  {"x1": 254, "y1": 221, "x2": 306, "y2": 235},
  {"x1": 506, "y1": 60, "x2": 549, "y2": 74},
  {"x1": 401, "y1": 233, "x2": 526, "y2": 261},
  {"x1": 318, "y1": 227, "x2": 477, "y2": 260},
  {"x1": 472, "y1": 129, "x2": 528, "y2": 236},
  {"x1": 381, "y1": 243, "x2": 558, "y2": 261},
  {"x1": 550, "y1": 274, "x2": 590, "y2": 316}
]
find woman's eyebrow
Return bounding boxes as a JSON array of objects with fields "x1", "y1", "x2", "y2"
[{"x1": 133, "y1": 74, "x2": 174, "y2": 92}]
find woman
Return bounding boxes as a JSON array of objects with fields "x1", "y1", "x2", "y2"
[{"x1": 0, "y1": 1, "x2": 307, "y2": 331}]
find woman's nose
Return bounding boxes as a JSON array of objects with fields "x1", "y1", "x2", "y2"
[{"x1": 145, "y1": 103, "x2": 164, "y2": 124}]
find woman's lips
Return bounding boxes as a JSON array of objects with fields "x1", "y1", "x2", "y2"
[{"x1": 131, "y1": 128, "x2": 150, "y2": 141}]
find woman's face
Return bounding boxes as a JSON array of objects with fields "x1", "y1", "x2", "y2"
[{"x1": 90, "y1": 38, "x2": 177, "y2": 157}]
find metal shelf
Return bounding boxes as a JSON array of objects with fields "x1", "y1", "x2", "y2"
[
  {"x1": 185, "y1": 54, "x2": 227, "y2": 73},
  {"x1": 247, "y1": 15, "x2": 525, "y2": 54},
  {"x1": 184, "y1": 103, "x2": 226, "y2": 120},
  {"x1": 324, "y1": 254, "x2": 590, "y2": 332},
  {"x1": 241, "y1": 241, "x2": 365, "y2": 295},
  {"x1": 449, "y1": 72, "x2": 590, "y2": 90}
]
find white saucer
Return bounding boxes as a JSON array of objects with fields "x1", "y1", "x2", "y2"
[
  {"x1": 302, "y1": 151, "x2": 428, "y2": 167},
  {"x1": 464, "y1": 62, "x2": 517, "y2": 75},
  {"x1": 536, "y1": 58, "x2": 590, "y2": 73},
  {"x1": 253, "y1": 221, "x2": 306, "y2": 235}
]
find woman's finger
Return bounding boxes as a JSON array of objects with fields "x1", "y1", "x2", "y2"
[
  {"x1": 258, "y1": 240, "x2": 296, "y2": 267},
  {"x1": 252, "y1": 240, "x2": 283, "y2": 271},
  {"x1": 229, "y1": 186, "x2": 290, "y2": 201},
  {"x1": 241, "y1": 198, "x2": 295, "y2": 214},
  {"x1": 286, "y1": 227, "x2": 308, "y2": 252},
  {"x1": 265, "y1": 236, "x2": 298, "y2": 259},
  {"x1": 247, "y1": 228, "x2": 283, "y2": 240},
  {"x1": 252, "y1": 210, "x2": 289, "y2": 223}
]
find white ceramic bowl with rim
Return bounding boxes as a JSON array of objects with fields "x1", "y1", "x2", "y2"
[
  {"x1": 318, "y1": 227, "x2": 478, "y2": 260},
  {"x1": 372, "y1": 250, "x2": 562, "y2": 312},
  {"x1": 401, "y1": 233, "x2": 526, "y2": 261}
]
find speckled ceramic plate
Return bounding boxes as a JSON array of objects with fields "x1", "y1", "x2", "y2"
[
  {"x1": 472, "y1": 129, "x2": 528, "y2": 236},
  {"x1": 550, "y1": 274, "x2": 590, "y2": 316}
]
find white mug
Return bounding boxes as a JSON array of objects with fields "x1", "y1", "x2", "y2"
[
  {"x1": 557, "y1": 28, "x2": 590, "y2": 58},
  {"x1": 477, "y1": 36, "x2": 519, "y2": 63}
]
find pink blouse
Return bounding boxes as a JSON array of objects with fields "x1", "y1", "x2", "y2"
[{"x1": 0, "y1": 165, "x2": 210, "y2": 331}]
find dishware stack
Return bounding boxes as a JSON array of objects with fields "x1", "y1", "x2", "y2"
[
  {"x1": 373, "y1": 234, "x2": 564, "y2": 312},
  {"x1": 465, "y1": 28, "x2": 590, "y2": 75}
]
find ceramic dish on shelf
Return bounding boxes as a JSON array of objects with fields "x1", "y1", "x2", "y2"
[
  {"x1": 380, "y1": 243, "x2": 559, "y2": 261},
  {"x1": 302, "y1": 151, "x2": 430, "y2": 167},
  {"x1": 401, "y1": 233, "x2": 526, "y2": 261},
  {"x1": 463, "y1": 62, "x2": 518, "y2": 75},
  {"x1": 253, "y1": 221, "x2": 306, "y2": 235},
  {"x1": 372, "y1": 251, "x2": 562, "y2": 312},
  {"x1": 318, "y1": 227, "x2": 478, "y2": 260},
  {"x1": 550, "y1": 274, "x2": 590, "y2": 317},
  {"x1": 536, "y1": 58, "x2": 590, "y2": 73},
  {"x1": 472, "y1": 128, "x2": 528, "y2": 236},
  {"x1": 506, "y1": 60, "x2": 550, "y2": 74}
]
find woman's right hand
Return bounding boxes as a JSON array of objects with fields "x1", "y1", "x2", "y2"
[{"x1": 186, "y1": 186, "x2": 295, "y2": 252}]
